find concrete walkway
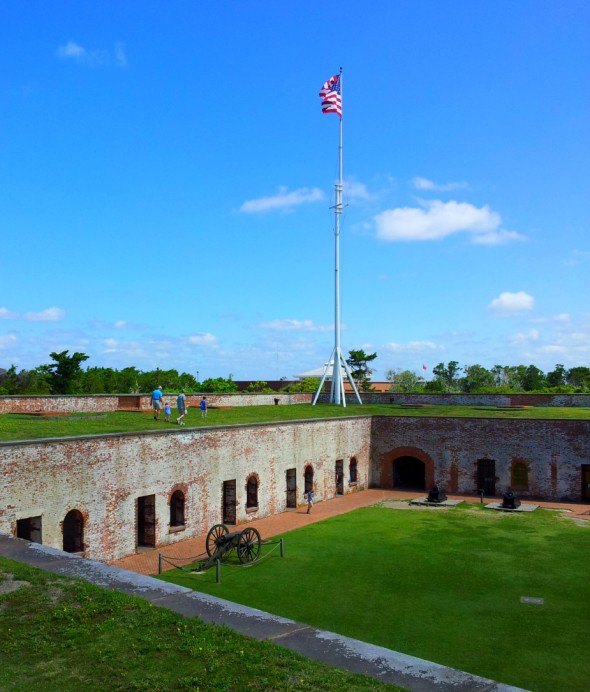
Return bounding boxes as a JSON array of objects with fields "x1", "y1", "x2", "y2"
[
  {"x1": 0, "y1": 534, "x2": 523, "y2": 691},
  {"x1": 113, "y1": 489, "x2": 589, "y2": 575}
]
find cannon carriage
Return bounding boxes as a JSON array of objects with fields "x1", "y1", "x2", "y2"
[{"x1": 193, "y1": 524, "x2": 262, "y2": 572}]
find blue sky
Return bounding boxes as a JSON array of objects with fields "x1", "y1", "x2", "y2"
[{"x1": 1, "y1": 1, "x2": 589, "y2": 380}]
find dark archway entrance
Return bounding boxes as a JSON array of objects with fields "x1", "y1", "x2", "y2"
[
  {"x1": 63, "y1": 509, "x2": 84, "y2": 553},
  {"x1": 582, "y1": 464, "x2": 590, "y2": 502},
  {"x1": 393, "y1": 456, "x2": 426, "y2": 490}
]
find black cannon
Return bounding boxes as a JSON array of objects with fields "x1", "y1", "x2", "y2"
[
  {"x1": 427, "y1": 484, "x2": 447, "y2": 503},
  {"x1": 193, "y1": 524, "x2": 262, "y2": 572},
  {"x1": 501, "y1": 491, "x2": 521, "y2": 509}
]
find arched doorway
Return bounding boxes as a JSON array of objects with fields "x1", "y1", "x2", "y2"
[
  {"x1": 169, "y1": 490, "x2": 185, "y2": 527},
  {"x1": 393, "y1": 456, "x2": 426, "y2": 490},
  {"x1": 63, "y1": 509, "x2": 84, "y2": 553},
  {"x1": 304, "y1": 465, "x2": 314, "y2": 493},
  {"x1": 379, "y1": 447, "x2": 435, "y2": 490}
]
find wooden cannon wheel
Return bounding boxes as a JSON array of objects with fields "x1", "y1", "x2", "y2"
[
  {"x1": 237, "y1": 527, "x2": 261, "y2": 564},
  {"x1": 206, "y1": 523, "x2": 229, "y2": 557}
]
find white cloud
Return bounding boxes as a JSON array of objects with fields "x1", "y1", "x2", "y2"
[
  {"x1": 0, "y1": 307, "x2": 18, "y2": 320},
  {"x1": 563, "y1": 249, "x2": 590, "y2": 266},
  {"x1": 530, "y1": 313, "x2": 570, "y2": 324},
  {"x1": 23, "y1": 307, "x2": 66, "y2": 322},
  {"x1": 103, "y1": 338, "x2": 118, "y2": 348},
  {"x1": 374, "y1": 199, "x2": 525, "y2": 245},
  {"x1": 411, "y1": 177, "x2": 468, "y2": 192},
  {"x1": 0, "y1": 333, "x2": 19, "y2": 350},
  {"x1": 114, "y1": 320, "x2": 127, "y2": 329},
  {"x1": 56, "y1": 41, "x2": 127, "y2": 68},
  {"x1": 57, "y1": 41, "x2": 86, "y2": 59},
  {"x1": 260, "y1": 319, "x2": 333, "y2": 332},
  {"x1": 344, "y1": 179, "x2": 372, "y2": 201},
  {"x1": 240, "y1": 186, "x2": 324, "y2": 213},
  {"x1": 113, "y1": 42, "x2": 127, "y2": 68},
  {"x1": 488, "y1": 291, "x2": 534, "y2": 315},
  {"x1": 186, "y1": 333, "x2": 219, "y2": 346},
  {"x1": 384, "y1": 340, "x2": 443, "y2": 353},
  {"x1": 510, "y1": 329, "x2": 540, "y2": 345}
]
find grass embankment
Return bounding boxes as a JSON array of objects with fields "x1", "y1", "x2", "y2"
[
  {"x1": 159, "y1": 504, "x2": 590, "y2": 692},
  {"x1": 1, "y1": 403, "x2": 589, "y2": 442},
  {"x1": 0, "y1": 556, "x2": 394, "y2": 691}
]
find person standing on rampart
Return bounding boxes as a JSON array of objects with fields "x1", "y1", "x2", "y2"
[
  {"x1": 200, "y1": 396, "x2": 208, "y2": 418},
  {"x1": 176, "y1": 390, "x2": 187, "y2": 425},
  {"x1": 304, "y1": 488, "x2": 314, "y2": 514},
  {"x1": 150, "y1": 385, "x2": 164, "y2": 420}
]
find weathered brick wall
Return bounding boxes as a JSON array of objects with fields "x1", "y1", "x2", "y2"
[
  {"x1": 370, "y1": 416, "x2": 590, "y2": 501},
  {"x1": 0, "y1": 392, "x2": 313, "y2": 414},
  {"x1": 2, "y1": 414, "x2": 588, "y2": 564},
  {"x1": 0, "y1": 395, "x2": 122, "y2": 414},
  {"x1": 0, "y1": 417, "x2": 371, "y2": 562},
  {"x1": 327, "y1": 392, "x2": 590, "y2": 406}
]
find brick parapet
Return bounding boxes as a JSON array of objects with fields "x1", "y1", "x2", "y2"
[{"x1": 0, "y1": 392, "x2": 312, "y2": 414}]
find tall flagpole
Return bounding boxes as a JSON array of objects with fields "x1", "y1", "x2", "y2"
[
  {"x1": 313, "y1": 68, "x2": 363, "y2": 407},
  {"x1": 332, "y1": 68, "x2": 344, "y2": 405}
]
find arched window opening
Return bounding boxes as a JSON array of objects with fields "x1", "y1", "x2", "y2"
[
  {"x1": 63, "y1": 509, "x2": 84, "y2": 553},
  {"x1": 170, "y1": 490, "x2": 185, "y2": 527},
  {"x1": 511, "y1": 462, "x2": 529, "y2": 490},
  {"x1": 246, "y1": 475, "x2": 258, "y2": 510},
  {"x1": 304, "y1": 466, "x2": 314, "y2": 493},
  {"x1": 349, "y1": 457, "x2": 358, "y2": 483}
]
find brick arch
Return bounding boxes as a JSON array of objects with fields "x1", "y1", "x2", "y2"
[
  {"x1": 167, "y1": 483, "x2": 188, "y2": 503},
  {"x1": 379, "y1": 446, "x2": 435, "y2": 489}
]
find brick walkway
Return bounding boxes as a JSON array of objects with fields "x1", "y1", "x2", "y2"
[{"x1": 112, "y1": 489, "x2": 589, "y2": 575}]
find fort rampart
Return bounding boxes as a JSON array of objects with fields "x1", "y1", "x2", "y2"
[
  {"x1": 1, "y1": 415, "x2": 588, "y2": 563},
  {"x1": 0, "y1": 392, "x2": 312, "y2": 414}
]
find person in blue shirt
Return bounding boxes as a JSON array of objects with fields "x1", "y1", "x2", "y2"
[
  {"x1": 150, "y1": 386, "x2": 163, "y2": 420},
  {"x1": 304, "y1": 489, "x2": 314, "y2": 514},
  {"x1": 200, "y1": 396, "x2": 208, "y2": 418}
]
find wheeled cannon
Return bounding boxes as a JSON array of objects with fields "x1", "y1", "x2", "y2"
[{"x1": 193, "y1": 524, "x2": 262, "y2": 572}]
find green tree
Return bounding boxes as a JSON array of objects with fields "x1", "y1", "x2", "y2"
[
  {"x1": 200, "y1": 376, "x2": 238, "y2": 393},
  {"x1": 46, "y1": 351, "x2": 90, "y2": 394},
  {"x1": 245, "y1": 381, "x2": 273, "y2": 393},
  {"x1": 432, "y1": 361, "x2": 462, "y2": 392},
  {"x1": 346, "y1": 349, "x2": 377, "y2": 392},
  {"x1": 522, "y1": 365, "x2": 547, "y2": 391},
  {"x1": 546, "y1": 364, "x2": 567, "y2": 388},
  {"x1": 566, "y1": 366, "x2": 590, "y2": 390},
  {"x1": 385, "y1": 369, "x2": 425, "y2": 392},
  {"x1": 459, "y1": 365, "x2": 494, "y2": 393},
  {"x1": 280, "y1": 377, "x2": 319, "y2": 393}
]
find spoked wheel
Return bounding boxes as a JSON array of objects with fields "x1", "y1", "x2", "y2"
[
  {"x1": 237, "y1": 527, "x2": 261, "y2": 564},
  {"x1": 206, "y1": 524, "x2": 229, "y2": 557}
]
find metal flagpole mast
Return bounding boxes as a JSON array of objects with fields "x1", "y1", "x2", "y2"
[
  {"x1": 313, "y1": 68, "x2": 363, "y2": 407},
  {"x1": 332, "y1": 68, "x2": 344, "y2": 405}
]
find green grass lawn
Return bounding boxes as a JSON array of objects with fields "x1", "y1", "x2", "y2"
[
  {"x1": 1, "y1": 403, "x2": 589, "y2": 441},
  {"x1": 0, "y1": 556, "x2": 394, "y2": 691},
  {"x1": 158, "y1": 504, "x2": 590, "y2": 691}
]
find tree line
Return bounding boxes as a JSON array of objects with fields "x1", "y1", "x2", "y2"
[
  {"x1": 0, "y1": 351, "x2": 322, "y2": 396},
  {"x1": 2, "y1": 350, "x2": 588, "y2": 396},
  {"x1": 386, "y1": 362, "x2": 590, "y2": 394}
]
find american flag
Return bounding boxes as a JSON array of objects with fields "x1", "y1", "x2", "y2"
[{"x1": 319, "y1": 74, "x2": 342, "y2": 118}]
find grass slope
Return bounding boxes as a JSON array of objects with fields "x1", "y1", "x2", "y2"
[
  {"x1": 0, "y1": 556, "x2": 394, "y2": 691},
  {"x1": 159, "y1": 504, "x2": 590, "y2": 691},
  {"x1": 1, "y1": 403, "x2": 589, "y2": 441}
]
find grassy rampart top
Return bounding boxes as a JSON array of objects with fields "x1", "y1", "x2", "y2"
[
  {"x1": 1, "y1": 403, "x2": 589, "y2": 443},
  {"x1": 0, "y1": 556, "x2": 390, "y2": 690}
]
